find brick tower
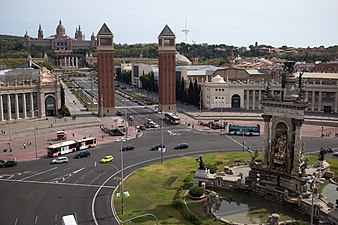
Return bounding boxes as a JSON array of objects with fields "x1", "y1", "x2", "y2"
[
  {"x1": 158, "y1": 25, "x2": 176, "y2": 112},
  {"x1": 97, "y1": 23, "x2": 115, "y2": 116}
]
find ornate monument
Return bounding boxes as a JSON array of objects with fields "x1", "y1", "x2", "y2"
[{"x1": 249, "y1": 61, "x2": 310, "y2": 195}]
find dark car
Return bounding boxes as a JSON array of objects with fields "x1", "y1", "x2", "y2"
[
  {"x1": 174, "y1": 143, "x2": 189, "y2": 150},
  {"x1": 74, "y1": 151, "x2": 91, "y2": 158},
  {"x1": 122, "y1": 145, "x2": 135, "y2": 151},
  {"x1": 151, "y1": 144, "x2": 166, "y2": 152},
  {"x1": 0, "y1": 160, "x2": 18, "y2": 168},
  {"x1": 116, "y1": 111, "x2": 123, "y2": 116}
]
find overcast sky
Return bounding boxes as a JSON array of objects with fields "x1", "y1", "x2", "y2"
[{"x1": 1, "y1": 0, "x2": 337, "y2": 47}]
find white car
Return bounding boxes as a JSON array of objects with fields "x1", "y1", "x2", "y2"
[
  {"x1": 333, "y1": 152, "x2": 338, "y2": 157},
  {"x1": 51, "y1": 156, "x2": 69, "y2": 164}
]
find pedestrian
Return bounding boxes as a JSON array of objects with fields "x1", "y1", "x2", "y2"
[
  {"x1": 23, "y1": 144, "x2": 26, "y2": 149},
  {"x1": 72, "y1": 133, "x2": 75, "y2": 138},
  {"x1": 28, "y1": 141, "x2": 32, "y2": 146},
  {"x1": 50, "y1": 124, "x2": 53, "y2": 128}
]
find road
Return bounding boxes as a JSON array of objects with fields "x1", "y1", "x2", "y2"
[{"x1": 1, "y1": 80, "x2": 337, "y2": 225}]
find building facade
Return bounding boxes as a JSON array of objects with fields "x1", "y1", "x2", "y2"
[
  {"x1": 200, "y1": 72, "x2": 338, "y2": 113},
  {"x1": 0, "y1": 62, "x2": 61, "y2": 123},
  {"x1": 23, "y1": 20, "x2": 96, "y2": 51}
]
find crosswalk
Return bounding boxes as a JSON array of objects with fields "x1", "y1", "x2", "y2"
[{"x1": 0, "y1": 166, "x2": 118, "y2": 189}]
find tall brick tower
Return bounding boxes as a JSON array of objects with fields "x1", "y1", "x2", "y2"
[
  {"x1": 158, "y1": 25, "x2": 176, "y2": 112},
  {"x1": 97, "y1": 23, "x2": 115, "y2": 116}
]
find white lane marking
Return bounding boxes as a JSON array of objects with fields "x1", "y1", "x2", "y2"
[
  {"x1": 14, "y1": 218, "x2": 18, "y2": 225},
  {"x1": 50, "y1": 167, "x2": 85, "y2": 183},
  {"x1": 88, "y1": 172, "x2": 105, "y2": 185},
  {"x1": 0, "y1": 178, "x2": 115, "y2": 189},
  {"x1": 34, "y1": 216, "x2": 38, "y2": 224},
  {"x1": 20, "y1": 167, "x2": 57, "y2": 181},
  {"x1": 55, "y1": 213, "x2": 57, "y2": 221}
]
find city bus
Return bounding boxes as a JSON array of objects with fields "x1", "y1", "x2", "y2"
[
  {"x1": 78, "y1": 137, "x2": 97, "y2": 150},
  {"x1": 164, "y1": 112, "x2": 181, "y2": 125},
  {"x1": 47, "y1": 137, "x2": 97, "y2": 157},
  {"x1": 228, "y1": 124, "x2": 260, "y2": 136}
]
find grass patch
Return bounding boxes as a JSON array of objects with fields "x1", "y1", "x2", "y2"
[{"x1": 114, "y1": 152, "x2": 338, "y2": 224}]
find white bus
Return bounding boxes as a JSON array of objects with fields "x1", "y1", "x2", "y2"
[
  {"x1": 164, "y1": 112, "x2": 181, "y2": 125},
  {"x1": 47, "y1": 137, "x2": 97, "y2": 157}
]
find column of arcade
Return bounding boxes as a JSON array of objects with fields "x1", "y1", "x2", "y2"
[{"x1": 0, "y1": 93, "x2": 38, "y2": 122}]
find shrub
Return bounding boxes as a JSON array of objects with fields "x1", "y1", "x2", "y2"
[
  {"x1": 189, "y1": 186, "x2": 204, "y2": 197},
  {"x1": 171, "y1": 199, "x2": 184, "y2": 209}
]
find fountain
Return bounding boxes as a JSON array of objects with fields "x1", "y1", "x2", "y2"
[{"x1": 194, "y1": 62, "x2": 338, "y2": 224}]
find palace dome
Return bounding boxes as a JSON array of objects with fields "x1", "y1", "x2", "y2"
[
  {"x1": 56, "y1": 20, "x2": 65, "y2": 36},
  {"x1": 211, "y1": 75, "x2": 226, "y2": 83}
]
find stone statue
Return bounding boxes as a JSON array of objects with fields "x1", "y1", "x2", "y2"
[
  {"x1": 274, "y1": 134, "x2": 287, "y2": 159},
  {"x1": 318, "y1": 147, "x2": 330, "y2": 161},
  {"x1": 196, "y1": 156, "x2": 207, "y2": 170},
  {"x1": 251, "y1": 149, "x2": 259, "y2": 164},
  {"x1": 300, "y1": 158, "x2": 309, "y2": 177},
  {"x1": 265, "y1": 81, "x2": 273, "y2": 98}
]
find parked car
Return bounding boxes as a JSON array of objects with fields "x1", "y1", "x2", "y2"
[
  {"x1": 174, "y1": 143, "x2": 189, "y2": 150},
  {"x1": 116, "y1": 111, "x2": 123, "y2": 116},
  {"x1": 122, "y1": 145, "x2": 135, "y2": 151},
  {"x1": 333, "y1": 152, "x2": 338, "y2": 157},
  {"x1": 0, "y1": 160, "x2": 18, "y2": 168},
  {"x1": 138, "y1": 125, "x2": 146, "y2": 130},
  {"x1": 100, "y1": 155, "x2": 113, "y2": 163},
  {"x1": 74, "y1": 151, "x2": 91, "y2": 158},
  {"x1": 51, "y1": 156, "x2": 69, "y2": 164},
  {"x1": 151, "y1": 144, "x2": 166, "y2": 152},
  {"x1": 129, "y1": 116, "x2": 134, "y2": 121}
]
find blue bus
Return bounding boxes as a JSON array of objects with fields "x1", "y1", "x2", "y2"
[{"x1": 228, "y1": 124, "x2": 260, "y2": 136}]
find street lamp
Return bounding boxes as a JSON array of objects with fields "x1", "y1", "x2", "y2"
[
  {"x1": 308, "y1": 172, "x2": 325, "y2": 225},
  {"x1": 122, "y1": 213, "x2": 159, "y2": 225},
  {"x1": 120, "y1": 138, "x2": 126, "y2": 214},
  {"x1": 161, "y1": 111, "x2": 164, "y2": 164},
  {"x1": 33, "y1": 110, "x2": 38, "y2": 158},
  {"x1": 122, "y1": 100, "x2": 128, "y2": 139}
]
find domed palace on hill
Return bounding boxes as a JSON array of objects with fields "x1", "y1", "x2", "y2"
[{"x1": 23, "y1": 20, "x2": 96, "y2": 51}]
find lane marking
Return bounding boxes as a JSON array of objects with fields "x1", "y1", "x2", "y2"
[
  {"x1": 0, "y1": 178, "x2": 115, "y2": 189},
  {"x1": 20, "y1": 167, "x2": 57, "y2": 181},
  {"x1": 35, "y1": 216, "x2": 38, "y2": 224},
  {"x1": 88, "y1": 172, "x2": 105, "y2": 185},
  {"x1": 14, "y1": 218, "x2": 18, "y2": 225}
]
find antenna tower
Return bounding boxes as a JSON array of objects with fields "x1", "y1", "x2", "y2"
[{"x1": 181, "y1": 19, "x2": 190, "y2": 43}]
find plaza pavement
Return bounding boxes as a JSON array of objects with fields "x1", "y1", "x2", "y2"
[{"x1": 1, "y1": 84, "x2": 338, "y2": 162}]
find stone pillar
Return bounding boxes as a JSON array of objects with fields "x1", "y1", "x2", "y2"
[
  {"x1": 7, "y1": 94, "x2": 12, "y2": 120},
  {"x1": 15, "y1": 94, "x2": 19, "y2": 119},
  {"x1": 258, "y1": 90, "x2": 262, "y2": 110},
  {"x1": 30, "y1": 93, "x2": 34, "y2": 117},
  {"x1": 68, "y1": 57, "x2": 71, "y2": 69},
  {"x1": 252, "y1": 89, "x2": 256, "y2": 109},
  {"x1": 311, "y1": 91, "x2": 315, "y2": 111},
  {"x1": 318, "y1": 91, "x2": 322, "y2": 112},
  {"x1": 246, "y1": 90, "x2": 250, "y2": 109},
  {"x1": 335, "y1": 91, "x2": 338, "y2": 113},
  {"x1": 75, "y1": 57, "x2": 79, "y2": 69},
  {"x1": 262, "y1": 115, "x2": 271, "y2": 166},
  {"x1": 292, "y1": 119, "x2": 303, "y2": 176},
  {"x1": 0, "y1": 95, "x2": 3, "y2": 121},
  {"x1": 72, "y1": 57, "x2": 75, "y2": 69},
  {"x1": 305, "y1": 91, "x2": 309, "y2": 111},
  {"x1": 22, "y1": 93, "x2": 27, "y2": 118}
]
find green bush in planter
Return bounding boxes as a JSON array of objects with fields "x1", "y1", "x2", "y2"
[{"x1": 189, "y1": 186, "x2": 204, "y2": 197}]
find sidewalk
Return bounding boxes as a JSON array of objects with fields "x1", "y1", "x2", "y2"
[{"x1": 0, "y1": 81, "x2": 137, "y2": 162}]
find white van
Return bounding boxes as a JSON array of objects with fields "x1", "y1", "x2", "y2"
[{"x1": 62, "y1": 215, "x2": 77, "y2": 225}]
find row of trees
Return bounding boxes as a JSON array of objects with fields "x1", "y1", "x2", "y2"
[
  {"x1": 176, "y1": 78, "x2": 201, "y2": 107},
  {"x1": 2, "y1": 35, "x2": 338, "y2": 68}
]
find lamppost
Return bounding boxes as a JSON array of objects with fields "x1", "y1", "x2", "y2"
[
  {"x1": 123, "y1": 100, "x2": 128, "y2": 139},
  {"x1": 161, "y1": 111, "x2": 164, "y2": 164},
  {"x1": 33, "y1": 110, "x2": 38, "y2": 158},
  {"x1": 120, "y1": 138, "x2": 126, "y2": 214},
  {"x1": 122, "y1": 213, "x2": 159, "y2": 225},
  {"x1": 309, "y1": 172, "x2": 325, "y2": 225}
]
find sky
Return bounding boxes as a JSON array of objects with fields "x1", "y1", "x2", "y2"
[{"x1": 1, "y1": 0, "x2": 338, "y2": 48}]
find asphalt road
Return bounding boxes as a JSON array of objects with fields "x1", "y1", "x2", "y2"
[{"x1": 1, "y1": 81, "x2": 337, "y2": 225}]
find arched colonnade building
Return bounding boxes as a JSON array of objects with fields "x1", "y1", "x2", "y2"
[
  {"x1": 0, "y1": 62, "x2": 61, "y2": 123},
  {"x1": 200, "y1": 73, "x2": 338, "y2": 113}
]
